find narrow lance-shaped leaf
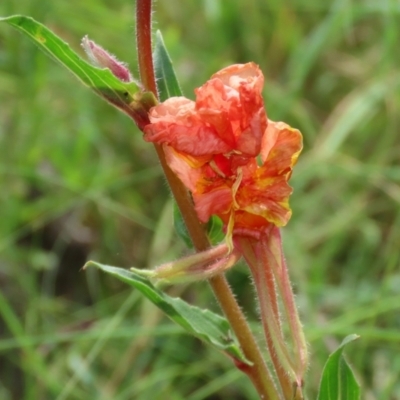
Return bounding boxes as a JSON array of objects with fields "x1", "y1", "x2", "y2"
[
  {"x1": 317, "y1": 334, "x2": 361, "y2": 400},
  {"x1": 0, "y1": 15, "x2": 155, "y2": 128},
  {"x1": 84, "y1": 261, "x2": 250, "y2": 365},
  {"x1": 153, "y1": 30, "x2": 183, "y2": 101}
]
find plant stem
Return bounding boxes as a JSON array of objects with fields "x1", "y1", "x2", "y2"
[
  {"x1": 136, "y1": 0, "x2": 157, "y2": 95},
  {"x1": 135, "y1": 1, "x2": 280, "y2": 398}
]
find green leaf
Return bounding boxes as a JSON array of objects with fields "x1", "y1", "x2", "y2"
[
  {"x1": 207, "y1": 215, "x2": 225, "y2": 246},
  {"x1": 153, "y1": 30, "x2": 183, "y2": 101},
  {"x1": 0, "y1": 15, "x2": 146, "y2": 120},
  {"x1": 317, "y1": 334, "x2": 361, "y2": 400},
  {"x1": 85, "y1": 261, "x2": 249, "y2": 365}
]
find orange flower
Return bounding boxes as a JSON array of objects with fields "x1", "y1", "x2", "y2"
[
  {"x1": 143, "y1": 64, "x2": 307, "y2": 387},
  {"x1": 144, "y1": 63, "x2": 302, "y2": 242}
]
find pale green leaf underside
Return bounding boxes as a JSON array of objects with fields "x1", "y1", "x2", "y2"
[{"x1": 85, "y1": 261, "x2": 249, "y2": 364}]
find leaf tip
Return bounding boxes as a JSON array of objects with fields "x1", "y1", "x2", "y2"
[
  {"x1": 341, "y1": 333, "x2": 360, "y2": 348},
  {"x1": 82, "y1": 260, "x2": 98, "y2": 271}
]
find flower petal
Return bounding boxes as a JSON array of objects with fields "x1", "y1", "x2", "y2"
[
  {"x1": 164, "y1": 146, "x2": 233, "y2": 223},
  {"x1": 196, "y1": 63, "x2": 267, "y2": 156},
  {"x1": 193, "y1": 186, "x2": 233, "y2": 223},
  {"x1": 236, "y1": 174, "x2": 293, "y2": 227},
  {"x1": 163, "y1": 145, "x2": 203, "y2": 192},
  {"x1": 261, "y1": 120, "x2": 303, "y2": 174},
  {"x1": 144, "y1": 97, "x2": 231, "y2": 156}
]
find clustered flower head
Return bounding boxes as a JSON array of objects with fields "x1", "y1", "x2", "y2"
[{"x1": 144, "y1": 63, "x2": 302, "y2": 245}]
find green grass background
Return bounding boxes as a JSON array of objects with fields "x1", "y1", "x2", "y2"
[{"x1": 1, "y1": 0, "x2": 400, "y2": 399}]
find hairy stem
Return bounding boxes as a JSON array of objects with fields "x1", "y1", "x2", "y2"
[{"x1": 136, "y1": 0, "x2": 157, "y2": 95}]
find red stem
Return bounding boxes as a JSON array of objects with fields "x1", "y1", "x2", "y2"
[{"x1": 136, "y1": 0, "x2": 157, "y2": 96}]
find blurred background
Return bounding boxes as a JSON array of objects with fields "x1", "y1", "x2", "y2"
[{"x1": 1, "y1": 0, "x2": 400, "y2": 399}]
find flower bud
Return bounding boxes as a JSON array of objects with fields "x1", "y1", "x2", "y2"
[
  {"x1": 82, "y1": 36, "x2": 132, "y2": 82},
  {"x1": 131, "y1": 244, "x2": 240, "y2": 285}
]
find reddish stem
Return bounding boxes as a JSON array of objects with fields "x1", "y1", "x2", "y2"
[{"x1": 136, "y1": 0, "x2": 157, "y2": 96}]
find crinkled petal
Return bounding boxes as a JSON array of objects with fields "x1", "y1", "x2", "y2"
[
  {"x1": 163, "y1": 145, "x2": 202, "y2": 192},
  {"x1": 261, "y1": 120, "x2": 303, "y2": 174},
  {"x1": 196, "y1": 63, "x2": 267, "y2": 156},
  {"x1": 236, "y1": 173, "x2": 293, "y2": 227},
  {"x1": 144, "y1": 97, "x2": 231, "y2": 156},
  {"x1": 164, "y1": 146, "x2": 233, "y2": 223},
  {"x1": 193, "y1": 187, "x2": 233, "y2": 223},
  {"x1": 211, "y1": 63, "x2": 264, "y2": 95},
  {"x1": 195, "y1": 79, "x2": 237, "y2": 149},
  {"x1": 235, "y1": 107, "x2": 267, "y2": 156}
]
